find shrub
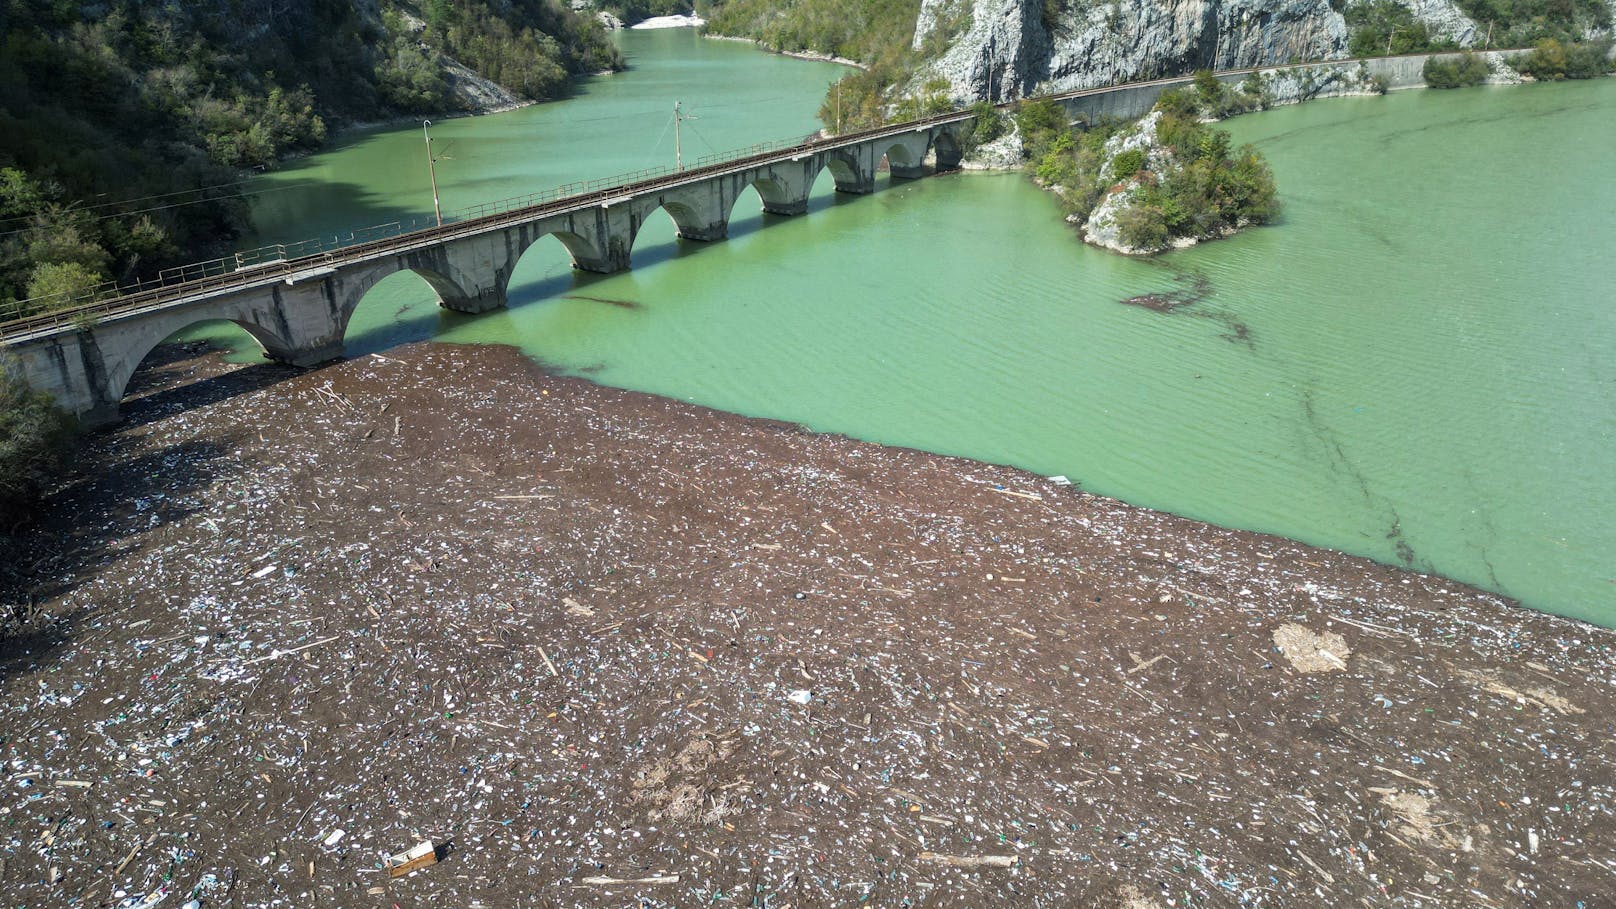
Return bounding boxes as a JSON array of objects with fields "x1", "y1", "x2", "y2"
[
  {"x1": 1240, "y1": 72, "x2": 1274, "y2": 109},
  {"x1": 958, "y1": 100, "x2": 1007, "y2": 157},
  {"x1": 1345, "y1": 0, "x2": 1438, "y2": 56},
  {"x1": 1424, "y1": 51, "x2": 1493, "y2": 88},
  {"x1": 25, "y1": 262, "x2": 105, "y2": 309},
  {"x1": 1033, "y1": 133, "x2": 1078, "y2": 186},
  {"x1": 0, "y1": 362, "x2": 74, "y2": 527},
  {"x1": 1153, "y1": 88, "x2": 1198, "y2": 119},
  {"x1": 1115, "y1": 203, "x2": 1171, "y2": 250},
  {"x1": 1108, "y1": 148, "x2": 1147, "y2": 182},
  {"x1": 1514, "y1": 39, "x2": 1615, "y2": 80},
  {"x1": 1061, "y1": 106, "x2": 1278, "y2": 252},
  {"x1": 1014, "y1": 98, "x2": 1069, "y2": 159}
]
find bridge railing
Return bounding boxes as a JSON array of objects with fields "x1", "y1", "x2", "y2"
[{"x1": 0, "y1": 217, "x2": 449, "y2": 331}]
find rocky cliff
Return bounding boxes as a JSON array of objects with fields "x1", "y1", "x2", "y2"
[{"x1": 911, "y1": 0, "x2": 1495, "y2": 100}]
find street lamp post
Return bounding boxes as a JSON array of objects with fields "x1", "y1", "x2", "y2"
[{"x1": 422, "y1": 120, "x2": 443, "y2": 226}]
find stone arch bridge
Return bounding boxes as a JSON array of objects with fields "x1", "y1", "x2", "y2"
[{"x1": 1, "y1": 115, "x2": 970, "y2": 426}]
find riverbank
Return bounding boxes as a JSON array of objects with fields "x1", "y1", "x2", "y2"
[
  {"x1": 2, "y1": 341, "x2": 1612, "y2": 907},
  {"x1": 703, "y1": 32, "x2": 867, "y2": 69}
]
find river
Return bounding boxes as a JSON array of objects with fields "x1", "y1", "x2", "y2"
[{"x1": 227, "y1": 29, "x2": 1616, "y2": 625}]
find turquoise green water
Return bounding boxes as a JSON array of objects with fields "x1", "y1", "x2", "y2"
[{"x1": 227, "y1": 33, "x2": 1616, "y2": 624}]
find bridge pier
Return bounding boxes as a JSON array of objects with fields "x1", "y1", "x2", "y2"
[
  {"x1": 761, "y1": 198, "x2": 808, "y2": 217},
  {"x1": 674, "y1": 222, "x2": 728, "y2": 243},
  {"x1": 436, "y1": 289, "x2": 506, "y2": 315},
  {"x1": 570, "y1": 248, "x2": 631, "y2": 275},
  {"x1": 271, "y1": 340, "x2": 346, "y2": 368},
  {"x1": 833, "y1": 174, "x2": 876, "y2": 195},
  {"x1": 889, "y1": 163, "x2": 927, "y2": 180}
]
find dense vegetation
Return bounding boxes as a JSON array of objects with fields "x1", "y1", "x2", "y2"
[
  {"x1": 0, "y1": 359, "x2": 72, "y2": 528},
  {"x1": 1513, "y1": 37, "x2": 1616, "y2": 78},
  {"x1": 1344, "y1": 0, "x2": 1459, "y2": 56},
  {"x1": 705, "y1": 0, "x2": 921, "y2": 63},
  {"x1": 1022, "y1": 90, "x2": 1278, "y2": 254},
  {"x1": 1344, "y1": 0, "x2": 1611, "y2": 55},
  {"x1": 1450, "y1": 0, "x2": 1612, "y2": 46},
  {"x1": 0, "y1": 0, "x2": 620, "y2": 319},
  {"x1": 599, "y1": 0, "x2": 694, "y2": 22},
  {"x1": 1423, "y1": 50, "x2": 1494, "y2": 86}
]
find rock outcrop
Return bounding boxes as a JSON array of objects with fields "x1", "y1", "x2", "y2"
[
  {"x1": 911, "y1": 0, "x2": 1518, "y2": 102},
  {"x1": 441, "y1": 57, "x2": 527, "y2": 113},
  {"x1": 1402, "y1": 0, "x2": 1482, "y2": 45},
  {"x1": 915, "y1": 0, "x2": 1350, "y2": 101}
]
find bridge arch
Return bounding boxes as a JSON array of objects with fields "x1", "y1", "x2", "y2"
[
  {"x1": 931, "y1": 127, "x2": 964, "y2": 171},
  {"x1": 880, "y1": 133, "x2": 933, "y2": 180},
  {"x1": 108, "y1": 313, "x2": 295, "y2": 409},
  {"x1": 736, "y1": 161, "x2": 819, "y2": 217},
  {"x1": 818, "y1": 151, "x2": 872, "y2": 195},
  {"x1": 746, "y1": 175, "x2": 795, "y2": 211},
  {"x1": 722, "y1": 174, "x2": 810, "y2": 226},
  {"x1": 502, "y1": 230, "x2": 612, "y2": 308},
  {"x1": 334, "y1": 258, "x2": 481, "y2": 338},
  {"x1": 504, "y1": 221, "x2": 621, "y2": 278},
  {"x1": 630, "y1": 192, "x2": 729, "y2": 253}
]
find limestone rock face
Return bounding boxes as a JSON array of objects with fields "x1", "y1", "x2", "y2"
[
  {"x1": 915, "y1": 0, "x2": 1350, "y2": 101},
  {"x1": 1401, "y1": 0, "x2": 1481, "y2": 46}
]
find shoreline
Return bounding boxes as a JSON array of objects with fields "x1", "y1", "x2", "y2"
[
  {"x1": 2, "y1": 339, "x2": 1612, "y2": 906},
  {"x1": 703, "y1": 31, "x2": 868, "y2": 70}
]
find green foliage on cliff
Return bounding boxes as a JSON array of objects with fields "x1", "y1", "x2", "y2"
[
  {"x1": 1037, "y1": 101, "x2": 1278, "y2": 254},
  {"x1": 1159, "y1": 71, "x2": 1273, "y2": 120},
  {"x1": 0, "y1": 358, "x2": 73, "y2": 525},
  {"x1": 0, "y1": 0, "x2": 620, "y2": 316},
  {"x1": 960, "y1": 101, "x2": 1007, "y2": 154},
  {"x1": 705, "y1": 0, "x2": 920, "y2": 62},
  {"x1": 1451, "y1": 0, "x2": 1612, "y2": 46},
  {"x1": 1013, "y1": 98, "x2": 1070, "y2": 159},
  {"x1": 599, "y1": 0, "x2": 693, "y2": 23},
  {"x1": 1345, "y1": 1, "x2": 1449, "y2": 55},
  {"x1": 1512, "y1": 38, "x2": 1616, "y2": 78},
  {"x1": 1423, "y1": 50, "x2": 1494, "y2": 86},
  {"x1": 1346, "y1": 0, "x2": 1610, "y2": 54}
]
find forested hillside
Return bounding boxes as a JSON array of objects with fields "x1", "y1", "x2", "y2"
[{"x1": 0, "y1": 0, "x2": 620, "y2": 315}]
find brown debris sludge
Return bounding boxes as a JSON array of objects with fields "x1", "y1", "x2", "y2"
[{"x1": 2, "y1": 342, "x2": 1614, "y2": 907}]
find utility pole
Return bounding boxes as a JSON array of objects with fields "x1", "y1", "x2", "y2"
[
  {"x1": 422, "y1": 120, "x2": 442, "y2": 227},
  {"x1": 835, "y1": 82, "x2": 841, "y2": 134},
  {"x1": 674, "y1": 101, "x2": 684, "y2": 171}
]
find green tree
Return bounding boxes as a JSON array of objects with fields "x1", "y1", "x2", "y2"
[
  {"x1": 1514, "y1": 38, "x2": 1615, "y2": 79},
  {"x1": 0, "y1": 359, "x2": 74, "y2": 525},
  {"x1": 1014, "y1": 98, "x2": 1068, "y2": 159},
  {"x1": 25, "y1": 262, "x2": 104, "y2": 308},
  {"x1": 1423, "y1": 51, "x2": 1493, "y2": 87}
]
